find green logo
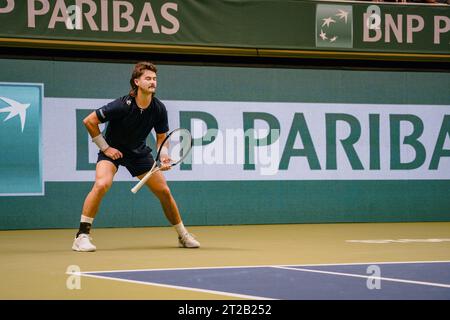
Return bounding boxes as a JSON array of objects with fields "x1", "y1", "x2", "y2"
[
  {"x1": 0, "y1": 83, "x2": 43, "y2": 196},
  {"x1": 316, "y1": 4, "x2": 353, "y2": 48}
]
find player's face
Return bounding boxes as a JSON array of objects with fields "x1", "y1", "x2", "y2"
[{"x1": 135, "y1": 70, "x2": 157, "y2": 95}]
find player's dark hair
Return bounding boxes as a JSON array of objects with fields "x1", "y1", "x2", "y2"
[{"x1": 129, "y1": 62, "x2": 158, "y2": 97}]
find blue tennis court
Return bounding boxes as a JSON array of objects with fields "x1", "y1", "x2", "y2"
[{"x1": 82, "y1": 261, "x2": 450, "y2": 300}]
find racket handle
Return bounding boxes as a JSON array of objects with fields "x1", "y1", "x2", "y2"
[
  {"x1": 131, "y1": 167, "x2": 161, "y2": 194},
  {"x1": 131, "y1": 179, "x2": 146, "y2": 194}
]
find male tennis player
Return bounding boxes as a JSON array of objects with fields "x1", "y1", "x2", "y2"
[{"x1": 72, "y1": 62, "x2": 200, "y2": 252}]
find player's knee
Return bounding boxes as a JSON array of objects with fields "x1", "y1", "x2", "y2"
[{"x1": 93, "y1": 180, "x2": 112, "y2": 194}]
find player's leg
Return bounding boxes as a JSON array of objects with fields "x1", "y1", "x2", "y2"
[
  {"x1": 81, "y1": 160, "x2": 117, "y2": 220},
  {"x1": 73, "y1": 160, "x2": 118, "y2": 252},
  {"x1": 138, "y1": 170, "x2": 200, "y2": 248},
  {"x1": 141, "y1": 170, "x2": 180, "y2": 224}
]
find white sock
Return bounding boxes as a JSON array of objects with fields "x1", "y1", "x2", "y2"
[
  {"x1": 81, "y1": 215, "x2": 94, "y2": 224},
  {"x1": 174, "y1": 222, "x2": 188, "y2": 237}
]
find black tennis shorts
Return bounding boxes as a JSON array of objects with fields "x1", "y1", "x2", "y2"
[{"x1": 97, "y1": 152, "x2": 155, "y2": 177}]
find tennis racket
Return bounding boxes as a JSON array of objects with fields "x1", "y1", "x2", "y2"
[{"x1": 131, "y1": 128, "x2": 192, "y2": 194}]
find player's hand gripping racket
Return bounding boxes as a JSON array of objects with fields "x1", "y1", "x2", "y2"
[{"x1": 131, "y1": 128, "x2": 192, "y2": 194}]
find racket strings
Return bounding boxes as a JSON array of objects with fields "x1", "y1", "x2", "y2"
[{"x1": 159, "y1": 129, "x2": 192, "y2": 166}]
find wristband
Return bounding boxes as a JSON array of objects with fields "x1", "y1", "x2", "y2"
[{"x1": 92, "y1": 134, "x2": 110, "y2": 152}]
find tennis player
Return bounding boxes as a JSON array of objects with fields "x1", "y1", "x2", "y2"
[{"x1": 72, "y1": 62, "x2": 200, "y2": 252}]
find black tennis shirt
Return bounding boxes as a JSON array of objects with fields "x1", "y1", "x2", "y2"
[{"x1": 95, "y1": 95, "x2": 169, "y2": 157}]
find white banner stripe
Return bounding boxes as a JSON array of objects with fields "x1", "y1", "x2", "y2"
[{"x1": 43, "y1": 98, "x2": 450, "y2": 181}]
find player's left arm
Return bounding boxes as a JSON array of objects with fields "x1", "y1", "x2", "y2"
[
  {"x1": 156, "y1": 132, "x2": 171, "y2": 170},
  {"x1": 156, "y1": 132, "x2": 167, "y2": 151}
]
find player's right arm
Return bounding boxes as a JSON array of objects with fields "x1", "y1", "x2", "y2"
[{"x1": 83, "y1": 111, "x2": 123, "y2": 160}]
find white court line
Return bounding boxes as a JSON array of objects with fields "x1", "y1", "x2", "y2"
[
  {"x1": 346, "y1": 238, "x2": 450, "y2": 244},
  {"x1": 79, "y1": 260, "x2": 450, "y2": 274},
  {"x1": 70, "y1": 261, "x2": 450, "y2": 299},
  {"x1": 77, "y1": 272, "x2": 275, "y2": 300},
  {"x1": 272, "y1": 266, "x2": 450, "y2": 289}
]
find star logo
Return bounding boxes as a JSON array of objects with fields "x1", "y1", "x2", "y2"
[
  {"x1": 0, "y1": 96, "x2": 31, "y2": 132},
  {"x1": 321, "y1": 17, "x2": 336, "y2": 28},
  {"x1": 316, "y1": 5, "x2": 353, "y2": 48},
  {"x1": 336, "y1": 9, "x2": 349, "y2": 24}
]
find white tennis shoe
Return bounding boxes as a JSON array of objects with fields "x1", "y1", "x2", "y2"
[
  {"x1": 178, "y1": 233, "x2": 200, "y2": 248},
  {"x1": 72, "y1": 234, "x2": 96, "y2": 252}
]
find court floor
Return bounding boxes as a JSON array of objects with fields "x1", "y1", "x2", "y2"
[{"x1": 1, "y1": 222, "x2": 449, "y2": 299}]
